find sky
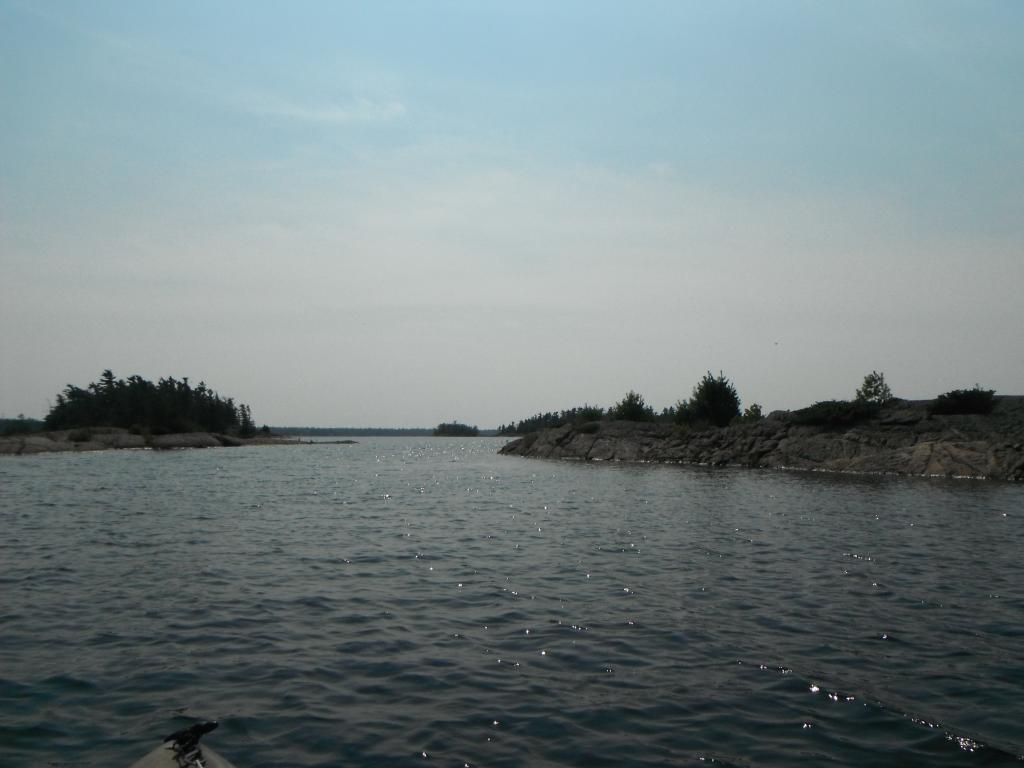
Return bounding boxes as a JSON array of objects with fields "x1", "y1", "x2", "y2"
[{"x1": 2, "y1": 1, "x2": 1022, "y2": 428}]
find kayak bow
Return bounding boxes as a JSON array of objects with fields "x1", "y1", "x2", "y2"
[{"x1": 128, "y1": 722, "x2": 238, "y2": 768}]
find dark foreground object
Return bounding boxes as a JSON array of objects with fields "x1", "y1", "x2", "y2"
[
  {"x1": 500, "y1": 397, "x2": 1024, "y2": 480},
  {"x1": 128, "y1": 722, "x2": 237, "y2": 768}
]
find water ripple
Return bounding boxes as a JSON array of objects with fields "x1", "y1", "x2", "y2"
[{"x1": 1, "y1": 440, "x2": 1022, "y2": 766}]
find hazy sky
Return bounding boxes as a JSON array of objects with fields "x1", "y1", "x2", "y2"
[{"x1": 2, "y1": 1, "x2": 1022, "y2": 427}]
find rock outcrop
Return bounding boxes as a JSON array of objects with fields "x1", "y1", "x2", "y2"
[
  {"x1": 499, "y1": 397, "x2": 1024, "y2": 481},
  {"x1": 0, "y1": 427, "x2": 300, "y2": 455}
]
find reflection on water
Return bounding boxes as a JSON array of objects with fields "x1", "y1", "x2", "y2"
[{"x1": 1, "y1": 439, "x2": 1021, "y2": 767}]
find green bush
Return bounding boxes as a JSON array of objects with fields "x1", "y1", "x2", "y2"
[
  {"x1": 611, "y1": 390, "x2": 655, "y2": 422},
  {"x1": 681, "y1": 371, "x2": 741, "y2": 428},
  {"x1": 575, "y1": 405, "x2": 605, "y2": 423},
  {"x1": 68, "y1": 429, "x2": 93, "y2": 442},
  {"x1": 855, "y1": 371, "x2": 893, "y2": 405},
  {"x1": 741, "y1": 403, "x2": 764, "y2": 422},
  {"x1": 928, "y1": 386, "x2": 995, "y2": 416},
  {"x1": 791, "y1": 400, "x2": 879, "y2": 428}
]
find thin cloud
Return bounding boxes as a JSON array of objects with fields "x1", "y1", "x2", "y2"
[
  {"x1": 12, "y1": 3, "x2": 406, "y2": 128},
  {"x1": 241, "y1": 93, "x2": 407, "y2": 124}
]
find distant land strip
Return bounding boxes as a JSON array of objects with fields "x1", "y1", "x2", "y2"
[
  {"x1": 271, "y1": 427, "x2": 500, "y2": 437},
  {"x1": 271, "y1": 426, "x2": 432, "y2": 436}
]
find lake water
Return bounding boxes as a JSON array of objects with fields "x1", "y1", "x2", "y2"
[{"x1": 1, "y1": 438, "x2": 1022, "y2": 767}]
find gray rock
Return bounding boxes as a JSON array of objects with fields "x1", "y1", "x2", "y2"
[
  {"x1": 499, "y1": 398, "x2": 1024, "y2": 481},
  {"x1": 151, "y1": 433, "x2": 223, "y2": 450}
]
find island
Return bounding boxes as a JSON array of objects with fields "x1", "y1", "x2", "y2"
[
  {"x1": 499, "y1": 378, "x2": 1024, "y2": 481},
  {"x1": 433, "y1": 421, "x2": 480, "y2": 437},
  {"x1": 0, "y1": 370, "x2": 301, "y2": 455}
]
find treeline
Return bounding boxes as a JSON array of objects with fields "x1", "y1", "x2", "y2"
[
  {"x1": 499, "y1": 370, "x2": 1002, "y2": 436},
  {"x1": 44, "y1": 370, "x2": 258, "y2": 436},
  {"x1": 1, "y1": 416, "x2": 45, "y2": 436},
  {"x1": 434, "y1": 422, "x2": 479, "y2": 436},
  {"x1": 498, "y1": 404, "x2": 622, "y2": 435},
  {"x1": 498, "y1": 373, "x2": 750, "y2": 435},
  {"x1": 786, "y1": 374, "x2": 1000, "y2": 428}
]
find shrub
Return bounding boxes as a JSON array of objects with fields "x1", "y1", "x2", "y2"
[
  {"x1": 791, "y1": 400, "x2": 879, "y2": 429},
  {"x1": 611, "y1": 390, "x2": 655, "y2": 422},
  {"x1": 656, "y1": 406, "x2": 677, "y2": 423},
  {"x1": 673, "y1": 399, "x2": 693, "y2": 426},
  {"x1": 574, "y1": 405, "x2": 605, "y2": 423},
  {"x1": 684, "y1": 371, "x2": 741, "y2": 428},
  {"x1": 741, "y1": 403, "x2": 764, "y2": 422},
  {"x1": 928, "y1": 386, "x2": 996, "y2": 416},
  {"x1": 855, "y1": 371, "x2": 893, "y2": 405}
]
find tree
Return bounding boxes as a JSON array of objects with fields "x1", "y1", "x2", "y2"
[
  {"x1": 611, "y1": 390, "x2": 654, "y2": 421},
  {"x1": 683, "y1": 371, "x2": 741, "y2": 427},
  {"x1": 238, "y1": 404, "x2": 256, "y2": 437},
  {"x1": 855, "y1": 371, "x2": 893, "y2": 405}
]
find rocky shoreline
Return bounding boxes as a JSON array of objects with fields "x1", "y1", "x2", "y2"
[
  {"x1": 499, "y1": 397, "x2": 1024, "y2": 481},
  {"x1": 0, "y1": 427, "x2": 306, "y2": 456}
]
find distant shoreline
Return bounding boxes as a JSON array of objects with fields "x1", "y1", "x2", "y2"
[
  {"x1": 271, "y1": 426, "x2": 434, "y2": 437},
  {"x1": 0, "y1": 428, "x2": 503, "y2": 456},
  {"x1": 0, "y1": 428, "x2": 307, "y2": 456},
  {"x1": 272, "y1": 427, "x2": 500, "y2": 437}
]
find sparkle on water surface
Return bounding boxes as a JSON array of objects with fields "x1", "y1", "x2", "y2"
[{"x1": 0, "y1": 437, "x2": 1022, "y2": 767}]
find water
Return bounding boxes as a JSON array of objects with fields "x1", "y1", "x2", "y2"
[{"x1": 1, "y1": 438, "x2": 1022, "y2": 767}]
